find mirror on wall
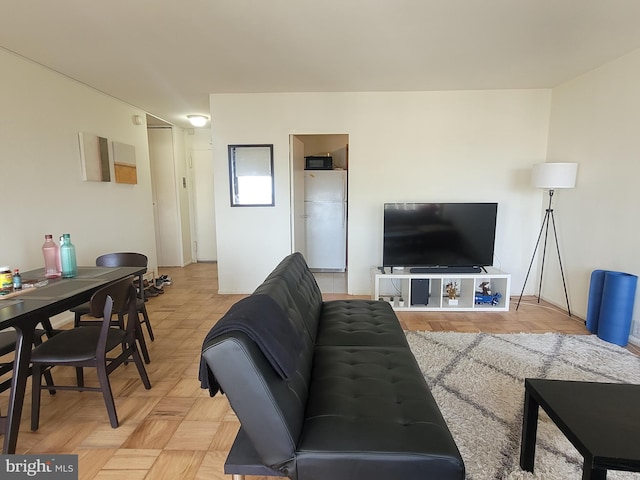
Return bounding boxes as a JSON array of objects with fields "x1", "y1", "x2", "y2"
[{"x1": 228, "y1": 144, "x2": 274, "y2": 206}]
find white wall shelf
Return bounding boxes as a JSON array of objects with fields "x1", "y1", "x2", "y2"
[{"x1": 372, "y1": 267, "x2": 511, "y2": 312}]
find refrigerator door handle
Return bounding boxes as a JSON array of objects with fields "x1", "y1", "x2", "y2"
[
  {"x1": 343, "y1": 174, "x2": 347, "y2": 201},
  {"x1": 343, "y1": 203, "x2": 347, "y2": 228}
]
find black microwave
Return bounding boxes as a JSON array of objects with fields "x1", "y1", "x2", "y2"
[{"x1": 305, "y1": 156, "x2": 333, "y2": 170}]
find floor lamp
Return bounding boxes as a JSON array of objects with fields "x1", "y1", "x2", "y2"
[{"x1": 516, "y1": 162, "x2": 578, "y2": 316}]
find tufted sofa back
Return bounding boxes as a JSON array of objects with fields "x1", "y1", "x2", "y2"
[
  {"x1": 201, "y1": 252, "x2": 323, "y2": 475},
  {"x1": 254, "y1": 252, "x2": 323, "y2": 343}
]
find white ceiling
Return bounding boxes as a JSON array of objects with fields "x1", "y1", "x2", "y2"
[{"x1": 3, "y1": 1, "x2": 640, "y2": 128}]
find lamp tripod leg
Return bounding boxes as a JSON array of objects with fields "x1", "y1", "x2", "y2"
[
  {"x1": 516, "y1": 210, "x2": 550, "y2": 311},
  {"x1": 536, "y1": 209, "x2": 552, "y2": 304},
  {"x1": 549, "y1": 210, "x2": 572, "y2": 317}
]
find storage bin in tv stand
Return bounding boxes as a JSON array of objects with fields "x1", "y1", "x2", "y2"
[{"x1": 372, "y1": 267, "x2": 511, "y2": 312}]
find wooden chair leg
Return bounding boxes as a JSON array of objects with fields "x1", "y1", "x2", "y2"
[
  {"x1": 31, "y1": 364, "x2": 43, "y2": 431},
  {"x1": 132, "y1": 347, "x2": 152, "y2": 390},
  {"x1": 135, "y1": 319, "x2": 151, "y2": 364},
  {"x1": 73, "y1": 311, "x2": 83, "y2": 328},
  {"x1": 40, "y1": 318, "x2": 58, "y2": 337},
  {"x1": 32, "y1": 325, "x2": 57, "y2": 395},
  {"x1": 140, "y1": 305, "x2": 154, "y2": 341},
  {"x1": 117, "y1": 313, "x2": 130, "y2": 365},
  {"x1": 43, "y1": 368, "x2": 56, "y2": 395},
  {"x1": 96, "y1": 363, "x2": 118, "y2": 428}
]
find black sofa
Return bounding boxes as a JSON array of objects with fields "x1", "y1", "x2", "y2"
[{"x1": 200, "y1": 252, "x2": 464, "y2": 480}]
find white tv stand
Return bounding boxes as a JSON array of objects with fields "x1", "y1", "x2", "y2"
[{"x1": 372, "y1": 267, "x2": 511, "y2": 312}]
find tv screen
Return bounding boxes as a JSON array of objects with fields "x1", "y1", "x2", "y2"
[{"x1": 383, "y1": 203, "x2": 498, "y2": 269}]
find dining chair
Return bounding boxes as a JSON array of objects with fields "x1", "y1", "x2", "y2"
[
  {"x1": 30, "y1": 276, "x2": 152, "y2": 430},
  {"x1": 71, "y1": 252, "x2": 153, "y2": 363}
]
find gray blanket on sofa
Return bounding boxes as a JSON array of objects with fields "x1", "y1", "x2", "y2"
[{"x1": 199, "y1": 294, "x2": 303, "y2": 396}]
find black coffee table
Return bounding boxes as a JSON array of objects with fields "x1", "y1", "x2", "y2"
[{"x1": 520, "y1": 378, "x2": 640, "y2": 480}]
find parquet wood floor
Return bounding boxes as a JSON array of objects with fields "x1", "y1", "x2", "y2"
[{"x1": 0, "y1": 262, "x2": 611, "y2": 479}]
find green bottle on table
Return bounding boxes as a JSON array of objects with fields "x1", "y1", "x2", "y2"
[
  {"x1": 60, "y1": 233, "x2": 77, "y2": 278},
  {"x1": 13, "y1": 269, "x2": 22, "y2": 290}
]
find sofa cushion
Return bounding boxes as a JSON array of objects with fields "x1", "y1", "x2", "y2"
[
  {"x1": 316, "y1": 299, "x2": 408, "y2": 347},
  {"x1": 296, "y1": 345, "x2": 464, "y2": 480}
]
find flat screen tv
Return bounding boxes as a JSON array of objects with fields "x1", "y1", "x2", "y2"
[{"x1": 383, "y1": 202, "x2": 498, "y2": 271}]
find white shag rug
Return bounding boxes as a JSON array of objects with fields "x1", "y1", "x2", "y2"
[{"x1": 405, "y1": 332, "x2": 640, "y2": 480}]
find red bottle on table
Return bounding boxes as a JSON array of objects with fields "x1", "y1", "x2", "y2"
[{"x1": 42, "y1": 234, "x2": 61, "y2": 278}]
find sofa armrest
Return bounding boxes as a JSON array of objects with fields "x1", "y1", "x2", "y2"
[{"x1": 202, "y1": 332, "x2": 305, "y2": 473}]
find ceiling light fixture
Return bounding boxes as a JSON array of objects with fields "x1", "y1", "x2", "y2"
[{"x1": 187, "y1": 115, "x2": 208, "y2": 127}]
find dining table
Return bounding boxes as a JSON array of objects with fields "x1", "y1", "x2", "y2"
[{"x1": 0, "y1": 265, "x2": 145, "y2": 454}]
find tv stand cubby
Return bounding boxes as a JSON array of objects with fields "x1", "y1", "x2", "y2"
[{"x1": 372, "y1": 267, "x2": 511, "y2": 312}]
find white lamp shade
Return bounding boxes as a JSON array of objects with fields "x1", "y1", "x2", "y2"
[
  {"x1": 531, "y1": 162, "x2": 578, "y2": 189},
  {"x1": 187, "y1": 115, "x2": 208, "y2": 127}
]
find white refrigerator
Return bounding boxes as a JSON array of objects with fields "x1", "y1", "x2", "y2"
[{"x1": 304, "y1": 170, "x2": 347, "y2": 271}]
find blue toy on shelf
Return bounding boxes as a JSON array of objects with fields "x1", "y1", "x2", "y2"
[{"x1": 474, "y1": 292, "x2": 502, "y2": 306}]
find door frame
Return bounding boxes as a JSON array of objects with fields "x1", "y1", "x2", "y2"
[{"x1": 289, "y1": 134, "x2": 350, "y2": 292}]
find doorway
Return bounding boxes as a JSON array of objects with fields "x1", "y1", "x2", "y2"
[
  {"x1": 191, "y1": 149, "x2": 217, "y2": 261},
  {"x1": 148, "y1": 126, "x2": 182, "y2": 267},
  {"x1": 146, "y1": 115, "x2": 197, "y2": 268},
  {"x1": 291, "y1": 134, "x2": 349, "y2": 294}
]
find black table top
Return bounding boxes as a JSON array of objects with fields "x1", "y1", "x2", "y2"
[
  {"x1": 0, "y1": 266, "x2": 144, "y2": 330},
  {"x1": 526, "y1": 378, "x2": 640, "y2": 470}
]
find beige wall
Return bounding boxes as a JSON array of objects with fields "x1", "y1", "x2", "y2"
[
  {"x1": 210, "y1": 90, "x2": 552, "y2": 295},
  {"x1": 546, "y1": 48, "x2": 640, "y2": 338},
  {"x1": 0, "y1": 48, "x2": 157, "y2": 275},
  {"x1": 9, "y1": 37, "x2": 638, "y2": 334}
]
